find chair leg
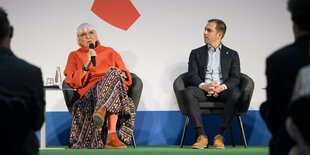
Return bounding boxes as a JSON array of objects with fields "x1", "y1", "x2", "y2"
[
  {"x1": 180, "y1": 116, "x2": 189, "y2": 148},
  {"x1": 230, "y1": 125, "x2": 235, "y2": 147},
  {"x1": 237, "y1": 115, "x2": 248, "y2": 148},
  {"x1": 132, "y1": 133, "x2": 136, "y2": 148}
]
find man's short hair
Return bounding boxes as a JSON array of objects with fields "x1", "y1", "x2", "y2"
[
  {"x1": 288, "y1": 0, "x2": 310, "y2": 31},
  {"x1": 0, "y1": 8, "x2": 10, "y2": 43},
  {"x1": 208, "y1": 19, "x2": 227, "y2": 39}
]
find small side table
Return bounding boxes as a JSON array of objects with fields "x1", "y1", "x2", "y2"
[{"x1": 40, "y1": 86, "x2": 74, "y2": 150}]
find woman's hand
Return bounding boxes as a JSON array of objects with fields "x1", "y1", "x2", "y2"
[
  {"x1": 85, "y1": 49, "x2": 96, "y2": 68},
  {"x1": 110, "y1": 67, "x2": 128, "y2": 80}
]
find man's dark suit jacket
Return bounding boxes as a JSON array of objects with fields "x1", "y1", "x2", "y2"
[
  {"x1": 261, "y1": 34, "x2": 310, "y2": 154},
  {"x1": 187, "y1": 44, "x2": 241, "y2": 89},
  {"x1": 0, "y1": 47, "x2": 45, "y2": 155}
]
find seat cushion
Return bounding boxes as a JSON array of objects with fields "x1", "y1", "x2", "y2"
[
  {"x1": 200, "y1": 102, "x2": 226, "y2": 115},
  {"x1": 199, "y1": 101, "x2": 225, "y2": 109}
]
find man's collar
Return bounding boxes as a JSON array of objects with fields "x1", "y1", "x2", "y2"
[{"x1": 207, "y1": 43, "x2": 222, "y2": 51}]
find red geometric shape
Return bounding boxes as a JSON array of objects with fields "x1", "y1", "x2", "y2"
[{"x1": 91, "y1": 0, "x2": 141, "y2": 31}]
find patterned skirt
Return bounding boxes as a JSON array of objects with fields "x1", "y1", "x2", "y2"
[{"x1": 69, "y1": 70, "x2": 136, "y2": 149}]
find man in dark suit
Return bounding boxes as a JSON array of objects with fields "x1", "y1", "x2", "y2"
[
  {"x1": 185, "y1": 19, "x2": 241, "y2": 149},
  {"x1": 260, "y1": 0, "x2": 310, "y2": 154},
  {"x1": 0, "y1": 8, "x2": 45, "y2": 155}
]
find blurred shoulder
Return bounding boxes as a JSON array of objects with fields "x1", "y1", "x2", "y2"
[{"x1": 267, "y1": 44, "x2": 294, "y2": 62}]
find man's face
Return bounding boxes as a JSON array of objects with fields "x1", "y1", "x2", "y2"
[
  {"x1": 78, "y1": 29, "x2": 98, "y2": 48},
  {"x1": 204, "y1": 22, "x2": 221, "y2": 44}
]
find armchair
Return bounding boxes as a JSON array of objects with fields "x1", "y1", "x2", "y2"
[
  {"x1": 62, "y1": 72, "x2": 143, "y2": 148},
  {"x1": 173, "y1": 72, "x2": 254, "y2": 148}
]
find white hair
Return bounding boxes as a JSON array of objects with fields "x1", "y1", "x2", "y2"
[{"x1": 76, "y1": 23, "x2": 97, "y2": 42}]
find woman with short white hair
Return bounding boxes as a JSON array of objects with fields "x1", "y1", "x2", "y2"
[{"x1": 64, "y1": 23, "x2": 135, "y2": 149}]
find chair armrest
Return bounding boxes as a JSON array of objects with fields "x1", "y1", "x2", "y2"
[
  {"x1": 128, "y1": 73, "x2": 143, "y2": 110},
  {"x1": 173, "y1": 72, "x2": 189, "y2": 115},
  {"x1": 238, "y1": 73, "x2": 255, "y2": 114},
  {"x1": 62, "y1": 81, "x2": 78, "y2": 114}
]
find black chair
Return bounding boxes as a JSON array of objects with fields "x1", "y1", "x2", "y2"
[
  {"x1": 62, "y1": 72, "x2": 143, "y2": 148},
  {"x1": 173, "y1": 72, "x2": 254, "y2": 148}
]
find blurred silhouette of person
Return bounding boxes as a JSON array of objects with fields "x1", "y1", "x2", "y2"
[
  {"x1": 286, "y1": 54, "x2": 310, "y2": 155},
  {"x1": 260, "y1": 0, "x2": 310, "y2": 154},
  {"x1": 0, "y1": 7, "x2": 45, "y2": 155}
]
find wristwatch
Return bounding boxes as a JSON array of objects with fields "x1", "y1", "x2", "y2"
[{"x1": 82, "y1": 65, "x2": 89, "y2": 71}]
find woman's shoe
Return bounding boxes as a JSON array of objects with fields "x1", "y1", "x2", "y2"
[
  {"x1": 93, "y1": 107, "x2": 106, "y2": 127},
  {"x1": 105, "y1": 132, "x2": 127, "y2": 149}
]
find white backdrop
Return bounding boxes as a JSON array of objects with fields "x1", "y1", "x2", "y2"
[{"x1": 0, "y1": 0, "x2": 294, "y2": 111}]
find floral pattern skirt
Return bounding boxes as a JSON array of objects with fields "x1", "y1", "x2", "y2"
[{"x1": 69, "y1": 70, "x2": 136, "y2": 149}]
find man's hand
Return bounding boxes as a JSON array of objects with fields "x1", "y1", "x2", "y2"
[
  {"x1": 212, "y1": 84, "x2": 225, "y2": 98},
  {"x1": 202, "y1": 82, "x2": 225, "y2": 98},
  {"x1": 213, "y1": 84, "x2": 225, "y2": 94},
  {"x1": 202, "y1": 82, "x2": 217, "y2": 96},
  {"x1": 213, "y1": 92, "x2": 219, "y2": 98}
]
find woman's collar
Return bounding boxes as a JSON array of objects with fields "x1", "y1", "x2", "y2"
[{"x1": 79, "y1": 40, "x2": 102, "y2": 52}]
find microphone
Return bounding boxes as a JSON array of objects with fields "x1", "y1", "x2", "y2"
[{"x1": 89, "y1": 43, "x2": 96, "y2": 66}]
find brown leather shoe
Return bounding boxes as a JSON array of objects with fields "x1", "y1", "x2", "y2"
[
  {"x1": 93, "y1": 107, "x2": 106, "y2": 127},
  {"x1": 213, "y1": 134, "x2": 225, "y2": 149},
  {"x1": 192, "y1": 135, "x2": 208, "y2": 149},
  {"x1": 105, "y1": 132, "x2": 127, "y2": 149}
]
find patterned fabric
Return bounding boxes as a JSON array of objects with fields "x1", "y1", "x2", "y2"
[{"x1": 69, "y1": 70, "x2": 136, "y2": 149}]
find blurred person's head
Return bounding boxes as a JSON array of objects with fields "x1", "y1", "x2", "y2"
[
  {"x1": 288, "y1": 0, "x2": 310, "y2": 39},
  {"x1": 0, "y1": 7, "x2": 13, "y2": 49},
  {"x1": 76, "y1": 23, "x2": 98, "y2": 48}
]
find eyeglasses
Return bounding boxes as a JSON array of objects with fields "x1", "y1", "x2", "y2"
[{"x1": 79, "y1": 30, "x2": 96, "y2": 38}]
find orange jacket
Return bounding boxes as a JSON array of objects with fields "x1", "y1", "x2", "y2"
[{"x1": 64, "y1": 41, "x2": 132, "y2": 98}]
